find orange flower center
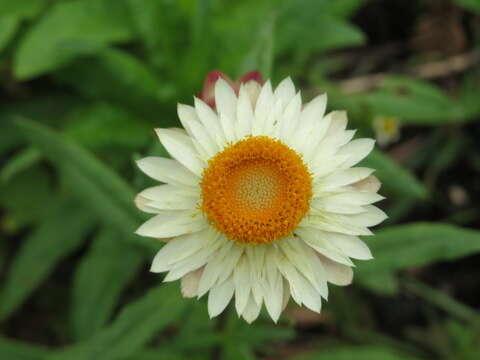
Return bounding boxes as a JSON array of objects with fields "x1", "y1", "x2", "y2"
[{"x1": 200, "y1": 136, "x2": 312, "y2": 244}]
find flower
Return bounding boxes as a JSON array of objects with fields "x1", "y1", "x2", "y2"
[
  {"x1": 373, "y1": 115, "x2": 401, "y2": 147},
  {"x1": 135, "y1": 75, "x2": 386, "y2": 323},
  {"x1": 199, "y1": 70, "x2": 264, "y2": 109}
]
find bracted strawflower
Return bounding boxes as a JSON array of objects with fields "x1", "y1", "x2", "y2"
[{"x1": 135, "y1": 72, "x2": 386, "y2": 323}]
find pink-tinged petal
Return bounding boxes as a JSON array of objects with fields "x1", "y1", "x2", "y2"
[
  {"x1": 236, "y1": 71, "x2": 264, "y2": 85},
  {"x1": 199, "y1": 70, "x2": 235, "y2": 109},
  {"x1": 353, "y1": 175, "x2": 382, "y2": 193},
  {"x1": 181, "y1": 267, "x2": 204, "y2": 298}
]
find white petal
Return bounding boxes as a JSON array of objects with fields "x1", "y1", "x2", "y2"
[
  {"x1": 253, "y1": 81, "x2": 273, "y2": 135},
  {"x1": 317, "y1": 253, "x2": 353, "y2": 286},
  {"x1": 317, "y1": 168, "x2": 375, "y2": 191},
  {"x1": 301, "y1": 214, "x2": 373, "y2": 236},
  {"x1": 275, "y1": 249, "x2": 321, "y2": 312},
  {"x1": 273, "y1": 77, "x2": 296, "y2": 106},
  {"x1": 278, "y1": 93, "x2": 301, "y2": 142},
  {"x1": 197, "y1": 241, "x2": 236, "y2": 298},
  {"x1": 137, "y1": 184, "x2": 199, "y2": 210},
  {"x1": 234, "y1": 254, "x2": 251, "y2": 315},
  {"x1": 313, "y1": 230, "x2": 372, "y2": 260},
  {"x1": 244, "y1": 80, "x2": 261, "y2": 108},
  {"x1": 155, "y1": 129, "x2": 205, "y2": 176},
  {"x1": 177, "y1": 104, "x2": 218, "y2": 158},
  {"x1": 263, "y1": 271, "x2": 283, "y2": 323},
  {"x1": 208, "y1": 278, "x2": 235, "y2": 318},
  {"x1": 136, "y1": 157, "x2": 198, "y2": 186},
  {"x1": 215, "y1": 78, "x2": 237, "y2": 122},
  {"x1": 291, "y1": 94, "x2": 328, "y2": 153},
  {"x1": 236, "y1": 84, "x2": 254, "y2": 139},
  {"x1": 296, "y1": 227, "x2": 354, "y2": 266},
  {"x1": 344, "y1": 205, "x2": 387, "y2": 227},
  {"x1": 352, "y1": 174, "x2": 382, "y2": 193},
  {"x1": 181, "y1": 267, "x2": 204, "y2": 298},
  {"x1": 136, "y1": 210, "x2": 206, "y2": 238},
  {"x1": 150, "y1": 228, "x2": 214, "y2": 272},
  {"x1": 163, "y1": 237, "x2": 224, "y2": 281},
  {"x1": 279, "y1": 238, "x2": 325, "y2": 295},
  {"x1": 312, "y1": 192, "x2": 384, "y2": 215},
  {"x1": 134, "y1": 194, "x2": 161, "y2": 214},
  {"x1": 194, "y1": 97, "x2": 226, "y2": 146},
  {"x1": 241, "y1": 295, "x2": 262, "y2": 323},
  {"x1": 246, "y1": 246, "x2": 266, "y2": 306},
  {"x1": 338, "y1": 138, "x2": 375, "y2": 168}
]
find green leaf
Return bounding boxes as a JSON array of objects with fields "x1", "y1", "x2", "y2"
[
  {"x1": 14, "y1": 0, "x2": 135, "y2": 79},
  {"x1": 0, "y1": 0, "x2": 47, "y2": 19},
  {"x1": 126, "y1": 0, "x2": 185, "y2": 70},
  {"x1": 47, "y1": 283, "x2": 188, "y2": 360},
  {"x1": 361, "y1": 149, "x2": 428, "y2": 199},
  {"x1": 454, "y1": 0, "x2": 480, "y2": 12},
  {"x1": 13, "y1": 117, "x2": 158, "y2": 253},
  {"x1": 276, "y1": 7, "x2": 365, "y2": 56},
  {"x1": 238, "y1": 12, "x2": 275, "y2": 79},
  {"x1": 0, "y1": 337, "x2": 51, "y2": 360},
  {"x1": 54, "y1": 48, "x2": 169, "y2": 123},
  {"x1": 0, "y1": 199, "x2": 94, "y2": 321},
  {"x1": 293, "y1": 345, "x2": 422, "y2": 360},
  {"x1": 357, "y1": 223, "x2": 480, "y2": 278},
  {"x1": 71, "y1": 228, "x2": 145, "y2": 340},
  {"x1": 63, "y1": 103, "x2": 151, "y2": 150},
  {"x1": 366, "y1": 77, "x2": 467, "y2": 124},
  {"x1": 0, "y1": 16, "x2": 19, "y2": 52},
  {"x1": 0, "y1": 147, "x2": 41, "y2": 183},
  {"x1": 357, "y1": 272, "x2": 399, "y2": 295},
  {"x1": 0, "y1": 166, "x2": 51, "y2": 229}
]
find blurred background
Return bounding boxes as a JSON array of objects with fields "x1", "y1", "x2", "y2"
[{"x1": 1, "y1": 0, "x2": 480, "y2": 359}]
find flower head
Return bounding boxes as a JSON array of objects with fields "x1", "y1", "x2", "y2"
[{"x1": 135, "y1": 75, "x2": 386, "y2": 323}]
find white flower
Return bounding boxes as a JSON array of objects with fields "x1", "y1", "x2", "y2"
[{"x1": 135, "y1": 77, "x2": 386, "y2": 323}]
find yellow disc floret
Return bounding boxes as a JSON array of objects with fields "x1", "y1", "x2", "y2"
[{"x1": 200, "y1": 136, "x2": 312, "y2": 245}]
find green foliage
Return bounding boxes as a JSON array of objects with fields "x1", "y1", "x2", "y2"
[
  {"x1": 1, "y1": 0, "x2": 480, "y2": 359},
  {"x1": 293, "y1": 345, "x2": 422, "y2": 360},
  {"x1": 0, "y1": 199, "x2": 94, "y2": 321},
  {"x1": 14, "y1": 0, "x2": 135, "y2": 79},
  {"x1": 357, "y1": 223, "x2": 480, "y2": 277},
  {"x1": 365, "y1": 77, "x2": 468, "y2": 124},
  {"x1": 47, "y1": 283, "x2": 187, "y2": 360},
  {"x1": 361, "y1": 149, "x2": 428, "y2": 200},
  {"x1": 70, "y1": 228, "x2": 145, "y2": 340},
  {"x1": 0, "y1": 337, "x2": 51, "y2": 360}
]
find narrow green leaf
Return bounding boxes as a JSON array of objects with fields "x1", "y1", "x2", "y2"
[
  {"x1": 366, "y1": 77, "x2": 467, "y2": 124},
  {"x1": 0, "y1": 16, "x2": 19, "y2": 52},
  {"x1": 358, "y1": 272, "x2": 399, "y2": 295},
  {"x1": 0, "y1": 199, "x2": 94, "y2": 321},
  {"x1": 454, "y1": 0, "x2": 480, "y2": 12},
  {"x1": 47, "y1": 283, "x2": 188, "y2": 360},
  {"x1": 14, "y1": 0, "x2": 134, "y2": 79},
  {"x1": 403, "y1": 278, "x2": 479, "y2": 324},
  {"x1": 0, "y1": 337, "x2": 51, "y2": 360},
  {"x1": 238, "y1": 13, "x2": 275, "y2": 79},
  {"x1": 357, "y1": 223, "x2": 480, "y2": 278},
  {"x1": 0, "y1": 0, "x2": 47, "y2": 19},
  {"x1": 54, "y1": 48, "x2": 169, "y2": 123},
  {"x1": 14, "y1": 117, "x2": 158, "y2": 253},
  {"x1": 0, "y1": 147, "x2": 41, "y2": 183},
  {"x1": 361, "y1": 149, "x2": 428, "y2": 199},
  {"x1": 0, "y1": 166, "x2": 51, "y2": 229},
  {"x1": 293, "y1": 345, "x2": 422, "y2": 360},
  {"x1": 63, "y1": 103, "x2": 151, "y2": 150},
  {"x1": 71, "y1": 228, "x2": 145, "y2": 340},
  {"x1": 276, "y1": 11, "x2": 364, "y2": 56}
]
